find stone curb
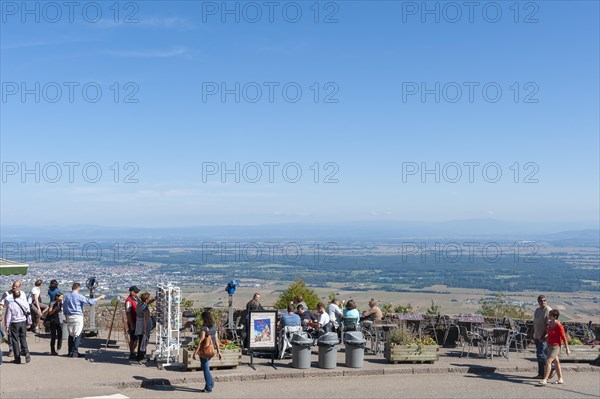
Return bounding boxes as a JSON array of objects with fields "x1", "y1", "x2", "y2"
[{"x1": 109, "y1": 364, "x2": 599, "y2": 389}]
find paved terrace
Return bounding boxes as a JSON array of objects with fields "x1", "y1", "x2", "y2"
[{"x1": 0, "y1": 330, "x2": 598, "y2": 398}]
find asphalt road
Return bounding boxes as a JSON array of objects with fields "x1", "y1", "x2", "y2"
[{"x1": 6, "y1": 372, "x2": 599, "y2": 399}]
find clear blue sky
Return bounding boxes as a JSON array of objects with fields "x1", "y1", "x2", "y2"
[{"x1": 1, "y1": 1, "x2": 598, "y2": 228}]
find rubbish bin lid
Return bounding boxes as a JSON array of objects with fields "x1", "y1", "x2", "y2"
[
  {"x1": 343, "y1": 331, "x2": 366, "y2": 344},
  {"x1": 317, "y1": 332, "x2": 340, "y2": 346},
  {"x1": 291, "y1": 333, "x2": 313, "y2": 345}
]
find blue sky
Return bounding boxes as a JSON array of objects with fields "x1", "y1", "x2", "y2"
[{"x1": 1, "y1": 1, "x2": 598, "y2": 228}]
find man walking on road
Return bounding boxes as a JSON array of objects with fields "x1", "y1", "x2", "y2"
[
  {"x1": 533, "y1": 294, "x2": 554, "y2": 379},
  {"x1": 63, "y1": 283, "x2": 105, "y2": 358}
]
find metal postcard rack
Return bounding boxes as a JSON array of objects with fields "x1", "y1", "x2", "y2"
[{"x1": 153, "y1": 282, "x2": 182, "y2": 369}]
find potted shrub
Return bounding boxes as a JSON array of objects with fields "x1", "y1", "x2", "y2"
[
  {"x1": 384, "y1": 328, "x2": 439, "y2": 364},
  {"x1": 183, "y1": 338, "x2": 242, "y2": 370},
  {"x1": 563, "y1": 338, "x2": 600, "y2": 363}
]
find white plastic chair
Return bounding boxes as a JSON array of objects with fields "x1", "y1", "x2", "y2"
[{"x1": 278, "y1": 326, "x2": 303, "y2": 359}]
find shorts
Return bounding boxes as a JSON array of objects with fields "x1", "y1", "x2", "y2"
[{"x1": 547, "y1": 345, "x2": 561, "y2": 360}]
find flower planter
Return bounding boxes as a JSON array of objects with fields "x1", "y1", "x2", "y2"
[
  {"x1": 182, "y1": 348, "x2": 242, "y2": 370},
  {"x1": 562, "y1": 346, "x2": 600, "y2": 363},
  {"x1": 384, "y1": 343, "x2": 439, "y2": 364}
]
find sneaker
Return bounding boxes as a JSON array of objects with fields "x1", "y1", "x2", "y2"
[
  {"x1": 538, "y1": 380, "x2": 547, "y2": 386},
  {"x1": 548, "y1": 370, "x2": 556, "y2": 379},
  {"x1": 25, "y1": 354, "x2": 31, "y2": 363}
]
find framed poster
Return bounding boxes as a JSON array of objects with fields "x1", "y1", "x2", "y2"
[{"x1": 248, "y1": 310, "x2": 277, "y2": 352}]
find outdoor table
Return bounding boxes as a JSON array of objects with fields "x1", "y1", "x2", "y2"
[
  {"x1": 458, "y1": 315, "x2": 485, "y2": 323},
  {"x1": 458, "y1": 315, "x2": 485, "y2": 334},
  {"x1": 475, "y1": 327, "x2": 511, "y2": 359}
]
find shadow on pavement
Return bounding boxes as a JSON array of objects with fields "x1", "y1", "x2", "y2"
[{"x1": 132, "y1": 376, "x2": 202, "y2": 393}]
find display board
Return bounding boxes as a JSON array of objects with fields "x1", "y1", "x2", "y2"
[{"x1": 248, "y1": 310, "x2": 277, "y2": 353}]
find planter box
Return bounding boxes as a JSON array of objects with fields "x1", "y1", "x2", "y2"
[
  {"x1": 182, "y1": 348, "x2": 242, "y2": 370},
  {"x1": 384, "y1": 344, "x2": 439, "y2": 364},
  {"x1": 562, "y1": 346, "x2": 600, "y2": 363}
]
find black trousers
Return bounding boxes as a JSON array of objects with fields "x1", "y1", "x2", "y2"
[
  {"x1": 50, "y1": 323, "x2": 63, "y2": 352},
  {"x1": 9, "y1": 321, "x2": 29, "y2": 361}
]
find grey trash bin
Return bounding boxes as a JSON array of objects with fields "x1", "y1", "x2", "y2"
[
  {"x1": 291, "y1": 333, "x2": 313, "y2": 369},
  {"x1": 317, "y1": 332, "x2": 339, "y2": 369},
  {"x1": 344, "y1": 331, "x2": 366, "y2": 368}
]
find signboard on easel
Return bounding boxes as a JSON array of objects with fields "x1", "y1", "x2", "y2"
[{"x1": 248, "y1": 310, "x2": 278, "y2": 369}]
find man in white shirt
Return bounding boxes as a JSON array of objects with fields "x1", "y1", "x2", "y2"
[
  {"x1": 5, "y1": 290, "x2": 32, "y2": 364},
  {"x1": 1, "y1": 280, "x2": 22, "y2": 357},
  {"x1": 307, "y1": 302, "x2": 332, "y2": 333}
]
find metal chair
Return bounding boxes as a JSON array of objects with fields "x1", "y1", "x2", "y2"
[
  {"x1": 490, "y1": 328, "x2": 512, "y2": 359},
  {"x1": 459, "y1": 325, "x2": 482, "y2": 358},
  {"x1": 342, "y1": 317, "x2": 359, "y2": 332},
  {"x1": 510, "y1": 324, "x2": 528, "y2": 354}
]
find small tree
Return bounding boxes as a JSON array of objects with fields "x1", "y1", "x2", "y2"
[
  {"x1": 425, "y1": 300, "x2": 441, "y2": 316},
  {"x1": 274, "y1": 279, "x2": 320, "y2": 310}
]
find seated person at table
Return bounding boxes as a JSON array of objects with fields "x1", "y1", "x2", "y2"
[
  {"x1": 307, "y1": 302, "x2": 331, "y2": 332},
  {"x1": 343, "y1": 300, "x2": 360, "y2": 330},
  {"x1": 293, "y1": 295, "x2": 308, "y2": 312},
  {"x1": 361, "y1": 298, "x2": 383, "y2": 328},
  {"x1": 278, "y1": 305, "x2": 301, "y2": 329},
  {"x1": 296, "y1": 304, "x2": 317, "y2": 328},
  {"x1": 326, "y1": 298, "x2": 343, "y2": 331}
]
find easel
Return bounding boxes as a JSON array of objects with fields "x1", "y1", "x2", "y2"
[
  {"x1": 248, "y1": 351, "x2": 277, "y2": 370},
  {"x1": 105, "y1": 300, "x2": 129, "y2": 349},
  {"x1": 246, "y1": 310, "x2": 278, "y2": 370}
]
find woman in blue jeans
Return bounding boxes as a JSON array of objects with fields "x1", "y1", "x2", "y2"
[{"x1": 193, "y1": 311, "x2": 222, "y2": 393}]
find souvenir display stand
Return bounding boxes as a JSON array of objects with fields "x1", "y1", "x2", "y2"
[{"x1": 153, "y1": 282, "x2": 182, "y2": 369}]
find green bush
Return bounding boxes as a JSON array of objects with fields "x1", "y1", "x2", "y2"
[
  {"x1": 479, "y1": 293, "x2": 529, "y2": 319},
  {"x1": 180, "y1": 298, "x2": 194, "y2": 308},
  {"x1": 380, "y1": 303, "x2": 393, "y2": 314},
  {"x1": 274, "y1": 279, "x2": 320, "y2": 310},
  {"x1": 394, "y1": 303, "x2": 414, "y2": 314}
]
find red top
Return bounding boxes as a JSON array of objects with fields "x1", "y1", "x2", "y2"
[
  {"x1": 546, "y1": 321, "x2": 567, "y2": 346},
  {"x1": 125, "y1": 295, "x2": 138, "y2": 321}
]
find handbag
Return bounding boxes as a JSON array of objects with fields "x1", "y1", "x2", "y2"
[{"x1": 198, "y1": 333, "x2": 215, "y2": 359}]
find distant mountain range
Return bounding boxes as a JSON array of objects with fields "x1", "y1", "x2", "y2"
[{"x1": 1, "y1": 219, "x2": 598, "y2": 243}]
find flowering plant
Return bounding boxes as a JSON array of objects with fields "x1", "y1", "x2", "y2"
[{"x1": 220, "y1": 339, "x2": 241, "y2": 350}]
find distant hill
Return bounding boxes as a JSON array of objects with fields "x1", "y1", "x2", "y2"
[{"x1": 2, "y1": 221, "x2": 598, "y2": 243}]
